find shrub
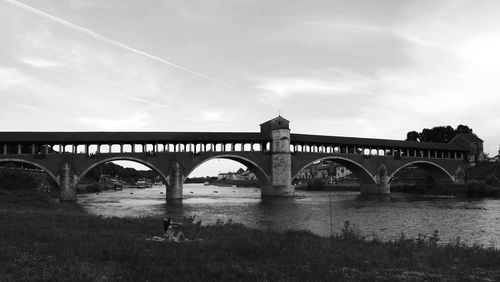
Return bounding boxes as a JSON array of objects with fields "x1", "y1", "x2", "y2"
[
  {"x1": 485, "y1": 173, "x2": 499, "y2": 185},
  {"x1": 306, "y1": 180, "x2": 325, "y2": 190},
  {"x1": 466, "y1": 181, "x2": 500, "y2": 197},
  {"x1": 339, "y1": 221, "x2": 363, "y2": 241}
]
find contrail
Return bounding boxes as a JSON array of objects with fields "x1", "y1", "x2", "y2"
[{"x1": 3, "y1": 0, "x2": 229, "y2": 87}]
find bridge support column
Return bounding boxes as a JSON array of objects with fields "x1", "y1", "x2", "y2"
[
  {"x1": 59, "y1": 163, "x2": 77, "y2": 201},
  {"x1": 361, "y1": 164, "x2": 390, "y2": 195},
  {"x1": 167, "y1": 162, "x2": 183, "y2": 201},
  {"x1": 261, "y1": 117, "x2": 294, "y2": 197},
  {"x1": 454, "y1": 165, "x2": 466, "y2": 184}
]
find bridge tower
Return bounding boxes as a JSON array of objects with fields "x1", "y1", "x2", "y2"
[{"x1": 260, "y1": 116, "x2": 294, "y2": 197}]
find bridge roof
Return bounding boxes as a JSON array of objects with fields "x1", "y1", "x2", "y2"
[
  {"x1": 0, "y1": 131, "x2": 468, "y2": 151},
  {"x1": 290, "y1": 133, "x2": 467, "y2": 151},
  {"x1": 0, "y1": 132, "x2": 268, "y2": 144}
]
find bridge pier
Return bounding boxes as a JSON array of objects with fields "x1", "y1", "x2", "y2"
[
  {"x1": 361, "y1": 164, "x2": 390, "y2": 195},
  {"x1": 166, "y1": 161, "x2": 183, "y2": 201},
  {"x1": 261, "y1": 116, "x2": 294, "y2": 197},
  {"x1": 454, "y1": 165, "x2": 466, "y2": 184},
  {"x1": 59, "y1": 163, "x2": 77, "y2": 201}
]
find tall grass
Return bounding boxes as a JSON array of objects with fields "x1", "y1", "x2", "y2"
[{"x1": 1, "y1": 189, "x2": 500, "y2": 281}]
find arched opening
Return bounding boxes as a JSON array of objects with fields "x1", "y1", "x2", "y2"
[
  {"x1": 389, "y1": 161, "x2": 455, "y2": 192},
  {"x1": 0, "y1": 159, "x2": 59, "y2": 198},
  {"x1": 76, "y1": 158, "x2": 168, "y2": 194},
  {"x1": 184, "y1": 155, "x2": 271, "y2": 189},
  {"x1": 122, "y1": 144, "x2": 133, "y2": 153},
  {"x1": 76, "y1": 145, "x2": 86, "y2": 154},
  {"x1": 292, "y1": 157, "x2": 376, "y2": 191}
]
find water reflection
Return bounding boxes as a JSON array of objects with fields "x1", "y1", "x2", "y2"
[{"x1": 77, "y1": 184, "x2": 500, "y2": 247}]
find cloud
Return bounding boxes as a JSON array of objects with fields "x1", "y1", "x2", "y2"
[
  {"x1": 2, "y1": 0, "x2": 228, "y2": 87},
  {"x1": 74, "y1": 113, "x2": 152, "y2": 130},
  {"x1": 1, "y1": 0, "x2": 500, "y2": 155},
  {"x1": 193, "y1": 111, "x2": 227, "y2": 122},
  {"x1": 253, "y1": 68, "x2": 375, "y2": 106},
  {"x1": 21, "y1": 57, "x2": 63, "y2": 68},
  {"x1": 256, "y1": 77, "x2": 368, "y2": 97},
  {"x1": 0, "y1": 67, "x2": 29, "y2": 91}
]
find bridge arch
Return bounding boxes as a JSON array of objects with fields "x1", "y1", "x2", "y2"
[
  {"x1": 292, "y1": 156, "x2": 377, "y2": 184},
  {"x1": 389, "y1": 160, "x2": 455, "y2": 183},
  {"x1": 184, "y1": 154, "x2": 271, "y2": 187},
  {"x1": 76, "y1": 156, "x2": 169, "y2": 186},
  {"x1": 0, "y1": 158, "x2": 60, "y2": 186}
]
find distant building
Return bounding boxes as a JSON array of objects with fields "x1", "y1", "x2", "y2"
[
  {"x1": 241, "y1": 170, "x2": 257, "y2": 180},
  {"x1": 295, "y1": 161, "x2": 351, "y2": 180},
  {"x1": 450, "y1": 133, "x2": 484, "y2": 163},
  {"x1": 217, "y1": 168, "x2": 256, "y2": 181},
  {"x1": 489, "y1": 147, "x2": 500, "y2": 162}
]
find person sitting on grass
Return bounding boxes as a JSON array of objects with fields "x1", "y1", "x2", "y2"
[{"x1": 163, "y1": 217, "x2": 186, "y2": 242}]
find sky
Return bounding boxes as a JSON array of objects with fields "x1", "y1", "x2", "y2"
[{"x1": 1, "y1": 0, "x2": 500, "y2": 177}]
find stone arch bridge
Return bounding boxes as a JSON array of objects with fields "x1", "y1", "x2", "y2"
[{"x1": 0, "y1": 116, "x2": 471, "y2": 201}]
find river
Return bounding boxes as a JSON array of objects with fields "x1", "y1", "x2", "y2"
[{"x1": 77, "y1": 184, "x2": 500, "y2": 247}]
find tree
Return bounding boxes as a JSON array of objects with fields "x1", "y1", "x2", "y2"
[
  {"x1": 428, "y1": 126, "x2": 455, "y2": 143},
  {"x1": 406, "y1": 124, "x2": 474, "y2": 143},
  {"x1": 419, "y1": 128, "x2": 432, "y2": 142},
  {"x1": 456, "y1": 124, "x2": 473, "y2": 134},
  {"x1": 406, "y1": 131, "x2": 420, "y2": 141}
]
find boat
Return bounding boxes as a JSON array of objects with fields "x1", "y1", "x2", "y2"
[
  {"x1": 204, "y1": 181, "x2": 210, "y2": 186},
  {"x1": 135, "y1": 179, "x2": 153, "y2": 189}
]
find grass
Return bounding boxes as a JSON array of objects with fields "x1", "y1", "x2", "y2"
[{"x1": 1, "y1": 189, "x2": 500, "y2": 281}]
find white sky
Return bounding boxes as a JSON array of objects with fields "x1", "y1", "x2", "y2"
[{"x1": 1, "y1": 0, "x2": 500, "y2": 176}]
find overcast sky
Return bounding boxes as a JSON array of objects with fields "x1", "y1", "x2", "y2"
[{"x1": 1, "y1": 0, "x2": 499, "y2": 176}]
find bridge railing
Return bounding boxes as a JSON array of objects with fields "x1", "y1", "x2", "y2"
[
  {"x1": 1, "y1": 141, "x2": 274, "y2": 157},
  {"x1": 290, "y1": 143, "x2": 466, "y2": 161},
  {"x1": 1, "y1": 141, "x2": 467, "y2": 161}
]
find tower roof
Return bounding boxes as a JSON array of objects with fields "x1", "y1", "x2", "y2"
[{"x1": 260, "y1": 116, "x2": 290, "y2": 135}]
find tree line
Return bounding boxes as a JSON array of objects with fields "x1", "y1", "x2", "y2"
[
  {"x1": 406, "y1": 124, "x2": 474, "y2": 143},
  {"x1": 84, "y1": 162, "x2": 157, "y2": 183}
]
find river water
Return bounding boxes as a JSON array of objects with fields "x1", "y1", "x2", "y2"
[{"x1": 77, "y1": 184, "x2": 500, "y2": 247}]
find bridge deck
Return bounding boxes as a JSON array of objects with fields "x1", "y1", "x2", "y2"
[{"x1": 0, "y1": 131, "x2": 467, "y2": 152}]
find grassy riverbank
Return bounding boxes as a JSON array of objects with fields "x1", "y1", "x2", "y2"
[{"x1": 1, "y1": 189, "x2": 500, "y2": 281}]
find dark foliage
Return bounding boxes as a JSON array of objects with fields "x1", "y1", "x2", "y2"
[
  {"x1": 84, "y1": 162, "x2": 157, "y2": 182},
  {"x1": 405, "y1": 124, "x2": 473, "y2": 143},
  {"x1": 185, "y1": 176, "x2": 218, "y2": 183},
  {"x1": 0, "y1": 170, "x2": 38, "y2": 190},
  {"x1": 406, "y1": 131, "x2": 420, "y2": 141}
]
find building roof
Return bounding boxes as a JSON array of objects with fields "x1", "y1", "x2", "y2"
[
  {"x1": 260, "y1": 116, "x2": 290, "y2": 134},
  {"x1": 453, "y1": 133, "x2": 483, "y2": 143},
  {"x1": 290, "y1": 133, "x2": 467, "y2": 151}
]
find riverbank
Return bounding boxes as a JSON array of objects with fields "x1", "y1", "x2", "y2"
[
  {"x1": 295, "y1": 180, "x2": 500, "y2": 198},
  {"x1": 1, "y1": 189, "x2": 500, "y2": 281},
  {"x1": 295, "y1": 181, "x2": 360, "y2": 191},
  {"x1": 210, "y1": 180, "x2": 259, "y2": 187},
  {"x1": 392, "y1": 182, "x2": 500, "y2": 198}
]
